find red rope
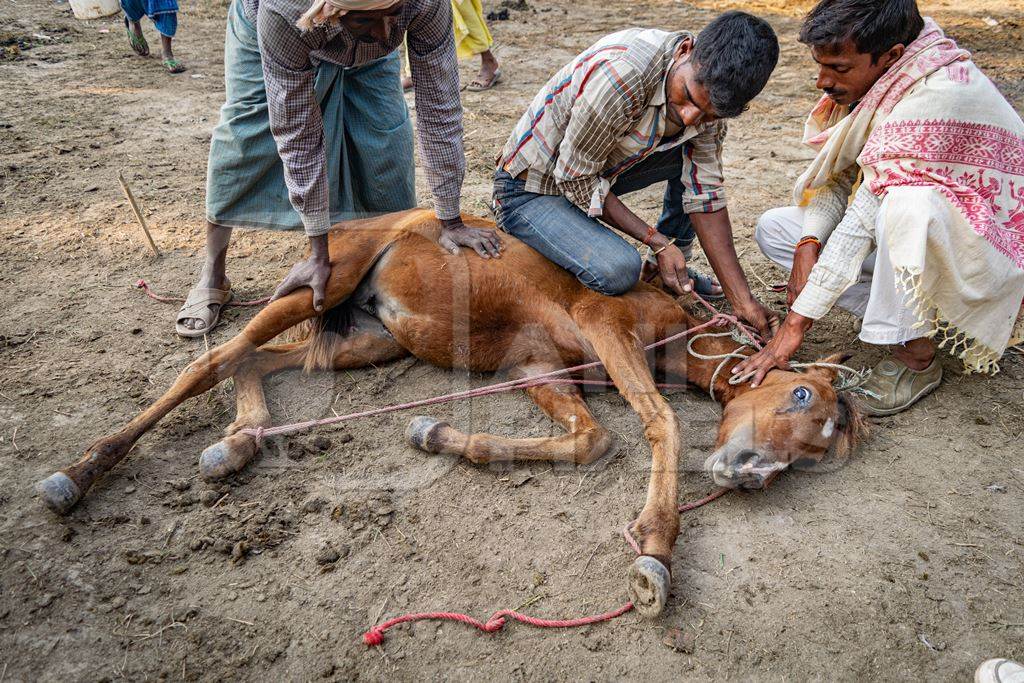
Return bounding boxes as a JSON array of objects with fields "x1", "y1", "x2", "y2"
[
  {"x1": 135, "y1": 279, "x2": 271, "y2": 307},
  {"x1": 362, "y1": 603, "x2": 637, "y2": 646}
]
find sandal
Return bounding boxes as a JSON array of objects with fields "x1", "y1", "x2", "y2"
[
  {"x1": 125, "y1": 17, "x2": 149, "y2": 56},
  {"x1": 163, "y1": 58, "x2": 187, "y2": 74},
  {"x1": 176, "y1": 283, "x2": 233, "y2": 338},
  {"x1": 687, "y1": 267, "x2": 725, "y2": 300},
  {"x1": 857, "y1": 356, "x2": 943, "y2": 417},
  {"x1": 466, "y1": 68, "x2": 502, "y2": 92}
]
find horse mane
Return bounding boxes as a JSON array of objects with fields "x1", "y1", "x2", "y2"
[{"x1": 834, "y1": 391, "x2": 869, "y2": 460}]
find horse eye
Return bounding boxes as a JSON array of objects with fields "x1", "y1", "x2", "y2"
[{"x1": 793, "y1": 386, "x2": 812, "y2": 403}]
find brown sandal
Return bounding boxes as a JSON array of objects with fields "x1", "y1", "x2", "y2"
[{"x1": 175, "y1": 284, "x2": 232, "y2": 338}]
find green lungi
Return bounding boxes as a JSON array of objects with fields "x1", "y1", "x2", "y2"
[{"x1": 206, "y1": 0, "x2": 416, "y2": 231}]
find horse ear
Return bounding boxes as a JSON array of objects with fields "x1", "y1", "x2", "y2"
[{"x1": 808, "y1": 352, "x2": 853, "y2": 384}]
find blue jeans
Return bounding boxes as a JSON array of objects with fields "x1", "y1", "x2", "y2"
[{"x1": 492, "y1": 147, "x2": 694, "y2": 296}]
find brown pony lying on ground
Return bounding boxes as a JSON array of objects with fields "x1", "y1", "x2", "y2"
[{"x1": 37, "y1": 209, "x2": 864, "y2": 617}]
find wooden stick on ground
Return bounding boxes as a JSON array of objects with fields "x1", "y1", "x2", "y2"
[{"x1": 117, "y1": 170, "x2": 162, "y2": 258}]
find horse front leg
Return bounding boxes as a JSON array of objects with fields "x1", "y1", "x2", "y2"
[
  {"x1": 407, "y1": 368, "x2": 613, "y2": 465},
  {"x1": 576, "y1": 307, "x2": 681, "y2": 618}
]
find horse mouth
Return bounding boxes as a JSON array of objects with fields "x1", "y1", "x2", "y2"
[{"x1": 705, "y1": 448, "x2": 787, "y2": 489}]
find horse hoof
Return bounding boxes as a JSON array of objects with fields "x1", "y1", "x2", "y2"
[
  {"x1": 199, "y1": 434, "x2": 258, "y2": 481},
  {"x1": 37, "y1": 472, "x2": 82, "y2": 515},
  {"x1": 628, "y1": 555, "x2": 671, "y2": 618},
  {"x1": 405, "y1": 416, "x2": 450, "y2": 454}
]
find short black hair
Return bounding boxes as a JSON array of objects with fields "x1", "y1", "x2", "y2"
[
  {"x1": 799, "y1": 0, "x2": 924, "y2": 61},
  {"x1": 692, "y1": 11, "x2": 780, "y2": 119}
]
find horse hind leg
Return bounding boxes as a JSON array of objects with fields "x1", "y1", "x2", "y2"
[
  {"x1": 406, "y1": 368, "x2": 613, "y2": 465},
  {"x1": 200, "y1": 311, "x2": 410, "y2": 480}
]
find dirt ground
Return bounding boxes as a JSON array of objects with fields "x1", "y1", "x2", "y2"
[{"x1": 2, "y1": 0, "x2": 1023, "y2": 679}]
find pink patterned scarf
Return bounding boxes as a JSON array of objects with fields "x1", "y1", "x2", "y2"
[{"x1": 795, "y1": 19, "x2": 1024, "y2": 372}]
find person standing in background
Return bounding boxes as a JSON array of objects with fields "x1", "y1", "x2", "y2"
[
  {"x1": 402, "y1": 0, "x2": 501, "y2": 91},
  {"x1": 122, "y1": 0, "x2": 186, "y2": 73}
]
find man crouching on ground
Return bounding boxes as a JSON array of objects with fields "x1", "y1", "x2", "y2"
[
  {"x1": 492, "y1": 12, "x2": 782, "y2": 339},
  {"x1": 736, "y1": 0, "x2": 1024, "y2": 415}
]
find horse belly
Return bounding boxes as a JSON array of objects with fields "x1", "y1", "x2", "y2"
[{"x1": 368, "y1": 249, "x2": 586, "y2": 373}]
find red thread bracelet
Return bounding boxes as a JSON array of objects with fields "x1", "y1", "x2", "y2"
[{"x1": 796, "y1": 236, "x2": 821, "y2": 253}]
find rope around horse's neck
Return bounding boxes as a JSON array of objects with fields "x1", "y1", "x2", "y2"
[{"x1": 686, "y1": 329, "x2": 870, "y2": 401}]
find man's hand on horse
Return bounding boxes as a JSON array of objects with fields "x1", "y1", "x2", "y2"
[
  {"x1": 438, "y1": 217, "x2": 503, "y2": 259},
  {"x1": 654, "y1": 242, "x2": 693, "y2": 296},
  {"x1": 271, "y1": 234, "x2": 332, "y2": 312},
  {"x1": 732, "y1": 311, "x2": 812, "y2": 387},
  {"x1": 734, "y1": 298, "x2": 782, "y2": 341}
]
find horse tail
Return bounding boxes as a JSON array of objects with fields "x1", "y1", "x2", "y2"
[{"x1": 274, "y1": 208, "x2": 439, "y2": 370}]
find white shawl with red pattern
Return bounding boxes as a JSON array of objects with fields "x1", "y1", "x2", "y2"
[{"x1": 794, "y1": 19, "x2": 1024, "y2": 373}]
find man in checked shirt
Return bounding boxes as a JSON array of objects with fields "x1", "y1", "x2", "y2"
[
  {"x1": 176, "y1": 0, "x2": 501, "y2": 337},
  {"x1": 493, "y1": 12, "x2": 782, "y2": 339}
]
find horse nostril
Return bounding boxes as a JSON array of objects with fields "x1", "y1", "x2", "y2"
[{"x1": 734, "y1": 449, "x2": 759, "y2": 467}]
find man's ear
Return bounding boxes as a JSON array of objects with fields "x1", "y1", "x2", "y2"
[
  {"x1": 881, "y1": 44, "x2": 905, "y2": 69},
  {"x1": 675, "y1": 36, "x2": 693, "y2": 60}
]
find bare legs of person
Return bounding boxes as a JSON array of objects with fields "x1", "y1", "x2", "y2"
[
  {"x1": 471, "y1": 49, "x2": 500, "y2": 89},
  {"x1": 891, "y1": 336, "x2": 935, "y2": 371}
]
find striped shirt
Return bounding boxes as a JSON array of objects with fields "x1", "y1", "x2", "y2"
[
  {"x1": 242, "y1": 0, "x2": 464, "y2": 235},
  {"x1": 498, "y1": 28, "x2": 727, "y2": 218}
]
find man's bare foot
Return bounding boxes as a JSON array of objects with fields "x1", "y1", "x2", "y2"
[
  {"x1": 178, "y1": 223, "x2": 232, "y2": 333},
  {"x1": 178, "y1": 267, "x2": 229, "y2": 333}
]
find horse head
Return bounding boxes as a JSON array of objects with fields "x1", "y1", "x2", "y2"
[{"x1": 705, "y1": 353, "x2": 867, "y2": 489}]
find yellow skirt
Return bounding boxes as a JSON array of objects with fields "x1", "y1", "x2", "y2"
[{"x1": 451, "y1": 0, "x2": 493, "y2": 59}]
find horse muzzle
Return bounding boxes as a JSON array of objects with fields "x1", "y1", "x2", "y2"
[{"x1": 704, "y1": 446, "x2": 787, "y2": 490}]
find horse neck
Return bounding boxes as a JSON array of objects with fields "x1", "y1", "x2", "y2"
[{"x1": 679, "y1": 318, "x2": 758, "y2": 405}]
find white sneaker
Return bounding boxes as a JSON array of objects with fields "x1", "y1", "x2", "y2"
[{"x1": 976, "y1": 659, "x2": 1024, "y2": 683}]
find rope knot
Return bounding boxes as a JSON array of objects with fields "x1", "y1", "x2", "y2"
[
  {"x1": 251, "y1": 426, "x2": 265, "y2": 445},
  {"x1": 363, "y1": 628, "x2": 385, "y2": 646},
  {"x1": 483, "y1": 615, "x2": 507, "y2": 633},
  {"x1": 136, "y1": 279, "x2": 147, "y2": 289}
]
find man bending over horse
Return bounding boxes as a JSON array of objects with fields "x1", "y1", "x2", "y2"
[
  {"x1": 736, "y1": 0, "x2": 1024, "y2": 415},
  {"x1": 492, "y1": 11, "x2": 782, "y2": 339},
  {"x1": 176, "y1": 0, "x2": 502, "y2": 338}
]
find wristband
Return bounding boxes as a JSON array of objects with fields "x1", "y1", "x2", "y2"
[
  {"x1": 642, "y1": 226, "x2": 657, "y2": 246},
  {"x1": 796, "y1": 236, "x2": 821, "y2": 253},
  {"x1": 652, "y1": 238, "x2": 677, "y2": 256}
]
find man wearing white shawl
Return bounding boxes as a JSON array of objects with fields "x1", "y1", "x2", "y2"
[{"x1": 737, "y1": 0, "x2": 1024, "y2": 416}]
